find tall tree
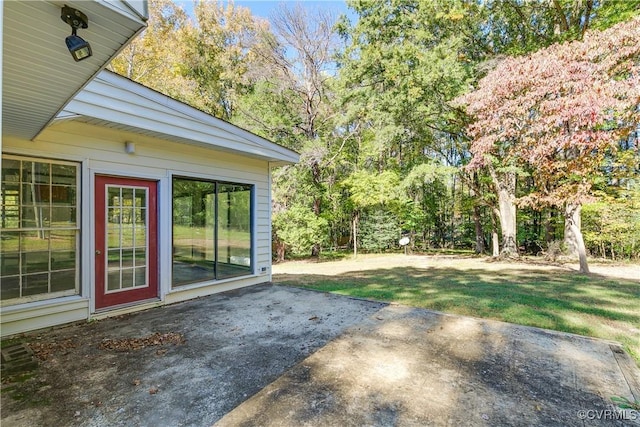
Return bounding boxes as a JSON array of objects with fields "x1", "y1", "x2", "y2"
[
  {"x1": 109, "y1": 0, "x2": 192, "y2": 101},
  {"x1": 456, "y1": 17, "x2": 640, "y2": 271},
  {"x1": 235, "y1": 4, "x2": 339, "y2": 257},
  {"x1": 185, "y1": 1, "x2": 269, "y2": 119}
]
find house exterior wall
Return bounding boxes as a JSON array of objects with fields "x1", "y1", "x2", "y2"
[{"x1": 1, "y1": 120, "x2": 273, "y2": 336}]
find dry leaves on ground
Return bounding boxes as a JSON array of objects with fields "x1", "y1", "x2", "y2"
[
  {"x1": 99, "y1": 332, "x2": 185, "y2": 352},
  {"x1": 31, "y1": 339, "x2": 78, "y2": 360}
]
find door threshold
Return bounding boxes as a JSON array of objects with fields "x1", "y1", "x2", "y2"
[{"x1": 91, "y1": 298, "x2": 162, "y2": 320}]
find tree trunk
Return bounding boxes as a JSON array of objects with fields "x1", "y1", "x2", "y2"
[
  {"x1": 564, "y1": 203, "x2": 589, "y2": 273},
  {"x1": 544, "y1": 208, "x2": 554, "y2": 245},
  {"x1": 488, "y1": 167, "x2": 518, "y2": 258},
  {"x1": 490, "y1": 208, "x2": 500, "y2": 257},
  {"x1": 473, "y1": 204, "x2": 485, "y2": 254},
  {"x1": 275, "y1": 241, "x2": 286, "y2": 263},
  {"x1": 497, "y1": 187, "x2": 518, "y2": 257},
  {"x1": 352, "y1": 211, "x2": 359, "y2": 258}
]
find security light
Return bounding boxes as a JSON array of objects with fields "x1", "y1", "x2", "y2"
[{"x1": 61, "y1": 5, "x2": 92, "y2": 62}]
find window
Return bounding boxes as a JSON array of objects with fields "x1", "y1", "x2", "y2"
[
  {"x1": 1, "y1": 156, "x2": 80, "y2": 303},
  {"x1": 172, "y1": 177, "x2": 252, "y2": 287}
]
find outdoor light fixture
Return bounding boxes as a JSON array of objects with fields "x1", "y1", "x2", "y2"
[
  {"x1": 124, "y1": 141, "x2": 136, "y2": 154},
  {"x1": 61, "y1": 5, "x2": 92, "y2": 62}
]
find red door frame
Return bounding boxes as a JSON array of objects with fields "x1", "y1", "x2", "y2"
[{"x1": 95, "y1": 175, "x2": 158, "y2": 309}]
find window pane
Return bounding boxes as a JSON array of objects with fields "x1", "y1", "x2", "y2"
[
  {"x1": 23, "y1": 162, "x2": 50, "y2": 185},
  {"x1": 1, "y1": 157, "x2": 80, "y2": 304},
  {"x1": 51, "y1": 164, "x2": 76, "y2": 185},
  {"x1": 50, "y1": 270, "x2": 75, "y2": 292},
  {"x1": 22, "y1": 250, "x2": 49, "y2": 274},
  {"x1": 23, "y1": 273, "x2": 49, "y2": 296},
  {"x1": 21, "y1": 231, "x2": 50, "y2": 252},
  {"x1": 50, "y1": 230, "x2": 75, "y2": 251},
  {"x1": 21, "y1": 206, "x2": 50, "y2": 228},
  {"x1": 172, "y1": 178, "x2": 216, "y2": 287},
  {"x1": 217, "y1": 184, "x2": 252, "y2": 279},
  {"x1": 50, "y1": 207, "x2": 76, "y2": 227},
  {"x1": 51, "y1": 250, "x2": 75, "y2": 271},
  {"x1": 51, "y1": 185, "x2": 75, "y2": 205},
  {"x1": 0, "y1": 232, "x2": 20, "y2": 276},
  {"x1": 1, "y1": 276, "x2": 21, "y2": 300},
  {"x1": 1, "y1": 159, "x2": 20, "y2": 183}
]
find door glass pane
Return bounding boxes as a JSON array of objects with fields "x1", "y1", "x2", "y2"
[
  {"x1": 107, "y1": 249, "x2": 121, "y2": 269},
  {"x1": 121, "y1": 223, "x2": 135, "y2": 248},
  {"x1": 134, "y1": 248, "x2": 146, "y2": 267},
  {"x1": 108, "y1": 187, "x2": 120, "y2": 207},
  {"x1": 121, "y1": 248, "x2": 134, "y2": 268},
  {"x1": 135, "y1": 267, "x2": 146, "y2": 287},
  {"x1": 122, "y1": 268, "x2": 134, "y2": 289},
  {"x1": 121, "y1": 188, "x2": 133, "y2": 206},
  {"x1": 107, "y1": 269, "x2": 120, "y2": 291}
]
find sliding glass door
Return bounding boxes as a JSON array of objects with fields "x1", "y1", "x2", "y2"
[{"x1": 172, "y1": 177, "x2": 252, "y2": 287}]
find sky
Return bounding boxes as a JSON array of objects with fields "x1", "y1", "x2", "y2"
[
  {"x1": 233, "y1": 1, "x2": 350, "y2": 20},
  {"x1": 177, "y1": 0, "x2": 355, "y2": 23}
]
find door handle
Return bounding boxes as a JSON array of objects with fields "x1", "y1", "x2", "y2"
[{"x1": 96, "y1": 250, "x2": 101, "y2": 255}]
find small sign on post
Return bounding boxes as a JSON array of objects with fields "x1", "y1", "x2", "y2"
[{"x1": 399, "y1": 236, "x2": 410, "y2": 255}]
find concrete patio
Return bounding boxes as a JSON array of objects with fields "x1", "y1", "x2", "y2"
[{"x1": 2, "y1": 284, "x2": 638, "y2": 426}]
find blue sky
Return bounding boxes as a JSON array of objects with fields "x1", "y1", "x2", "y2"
[
  {"x1": 234, "y1": 1, "x2": 350, "y2": 20},
  {"x1": 177, "y1": 1, "x2": 354, "y2": 23}
]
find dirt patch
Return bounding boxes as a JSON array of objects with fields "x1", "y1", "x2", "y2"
[{"x1": 273, "y1": 254, "x2": 640, "y2": 282}]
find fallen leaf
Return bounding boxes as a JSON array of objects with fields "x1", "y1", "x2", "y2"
[
  {"x1": 149, "y1": 386, "x2": 159, "y2": 395},
  {"x1": 133, "y1": 379, "x2": 141, "y2": 386},
  {"x1": 99, "y1": 332, "x2": 185, "y2": 352}
]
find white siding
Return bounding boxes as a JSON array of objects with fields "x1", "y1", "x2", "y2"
[
  {"x1": 3, "y1": 1, "x2": 147, "y2": 140},
  {"x1": 1, "y1": 120, "x2": 274, "y2": 336},
  {"x1": 60, "y1": 71, "x2": 300, "y2": 164}
]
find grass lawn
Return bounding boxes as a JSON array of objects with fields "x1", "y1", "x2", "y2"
[{"x1": 274, "y1": 255, "x2": 640, "y2": 365}]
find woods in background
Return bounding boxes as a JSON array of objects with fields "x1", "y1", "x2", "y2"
[{"x1": 109, "y1": 0, "x2": 640, "y2": 267}]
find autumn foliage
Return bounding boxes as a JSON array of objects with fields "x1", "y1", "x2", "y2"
[{"x1": 458, "y1": 17, "x2": 640, "y2": 208}]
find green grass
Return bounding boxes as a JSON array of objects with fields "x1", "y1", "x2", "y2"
[{"x1": 275, "y1": 262, "x2": 640, "y2": 365}]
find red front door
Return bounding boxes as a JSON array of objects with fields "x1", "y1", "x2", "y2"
[{"x1": 95, "y1": 176, "x2": 158, "y2": 309}]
